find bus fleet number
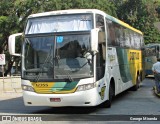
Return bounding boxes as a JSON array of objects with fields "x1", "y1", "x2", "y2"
[{"x1": 35, "y1": 83, "x2": 49, "y2": 87}]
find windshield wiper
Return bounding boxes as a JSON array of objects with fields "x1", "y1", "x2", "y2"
[
  {"x1": 55, "y1": 48, "x2": 74, "y2": 82},
  {"x1": 65, "y1": 71, "x2": 74, "y2": 82},
  {"x1": 35, "y1": 46, "x2": 53, "y2": 82},
  {"x1": 55, "y1": 67, "x2": 74, "y2": 82}
]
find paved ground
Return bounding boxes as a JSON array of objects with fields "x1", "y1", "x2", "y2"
[
  {"x1": 0, "y1": 76, "x2": 160, "y2": 124},
  {"x1": 0, "y1": 76, "x2": 22, "y2": 100}
]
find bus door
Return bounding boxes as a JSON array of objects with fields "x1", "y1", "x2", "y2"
[{"x1": 95, "y1": 14, "x2": 106, "y2": 80}]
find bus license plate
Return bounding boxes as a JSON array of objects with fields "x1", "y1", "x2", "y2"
[{"x1": 50, "y1": 98, "x2": 61, "y2": 102}]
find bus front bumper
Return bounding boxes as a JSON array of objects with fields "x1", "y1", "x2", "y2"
[{"x1": 23, "y1": 88, "x2": 101, "y2": 107}]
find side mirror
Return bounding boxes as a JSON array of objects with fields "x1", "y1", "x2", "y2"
[
  {"x1": 8, "y1": 33, "x2": 22, "y2": 56},
  {"x1": 91, "y1": 28, "x2": 99, "y2": 53}
]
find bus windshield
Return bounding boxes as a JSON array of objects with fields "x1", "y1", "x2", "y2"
[
  {"x1": 144, "y1": 44, "x2": 160, "y2": 76},
  {"x1": 25, "y1": 14, "x2": 93, "y2": 34},
  {"x1": 54, "y1": 34, "x2": 93, "y2": 80},
  {"x1": 22, "y1": 33, "x2": 93, "y2": 81}
]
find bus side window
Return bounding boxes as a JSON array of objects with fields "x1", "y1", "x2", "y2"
[
  {"x1": 157, "y1": 45, "x2": 160, "y2": 58},
  {"x1": 156, "y1": 46, "x2": 159, "y2": 58},
  {"x1": 157, "y1": 46, "x2": 159, "y2": 52},
  {"x1": 96, "y1": 14, "x2": 106, "y2": 80},
  {"x1": 96, "y1": 14, "x2": 105, "y2": 31},
  {"x1": 106, "y1": 19, "x2": 116, "y2": 46}
]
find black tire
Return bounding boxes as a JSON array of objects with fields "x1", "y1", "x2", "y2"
[
  {"x1": 102, "y1": 84, "x2": 114, "y2": 108},
  {"x1": 132, "y1": 74, "x2": 141, "y2": 91}
]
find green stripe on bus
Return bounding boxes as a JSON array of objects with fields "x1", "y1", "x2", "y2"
[
  {"x1": 50, "y1": 81, "x2": 78, "y2": 92},
  {"x1": 116, "y1": 48, "x2": 132, "y2": 83}
]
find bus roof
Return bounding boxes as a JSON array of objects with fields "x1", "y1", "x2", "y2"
[{"x1": 28, "y1": 9, "x2": 143, "y2": 35}]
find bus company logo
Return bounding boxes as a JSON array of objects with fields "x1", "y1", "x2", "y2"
[
  {"x1": 99, "y1": 86, "x2": 106, "y2": 100},
  {"x1": 2, "y1": 116, "x2": 12, "y2": 122}
]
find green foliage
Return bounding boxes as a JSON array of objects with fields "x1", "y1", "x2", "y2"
[
  {"x1": 113, "y1": 0, "x2": 160, "y2": 43},
  {"x1": 1, "y1": 0, "x2": 160, "y2": 75}
]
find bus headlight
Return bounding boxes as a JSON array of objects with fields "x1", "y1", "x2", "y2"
[
  {"x1": 22, "y1": 85, "x2": 35, "y2": 92},
  {"x1": 76, "y1": 83, "x2": 96, "y2": 92}
]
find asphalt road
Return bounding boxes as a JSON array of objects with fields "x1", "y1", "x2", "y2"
[{"x1": 0, "y1": 77, "x2": 160, "y2": 123}]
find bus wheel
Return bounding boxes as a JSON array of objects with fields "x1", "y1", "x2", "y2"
[
  {"x1": 132, "y1": 74, "x2": 141, "y2": 91},
  {"x1": 102, "y1": 84, "x2": 114, "y2": 108}
]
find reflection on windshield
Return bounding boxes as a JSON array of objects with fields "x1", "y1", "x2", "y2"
[
  {"x1": 23, "y1": 36, "x2": 54, "y2": 80},
  {"x1": 22, "y1": 34, "x2": 93, "y2": 81},
  {"x1": 55, "y1": 34, "x2": 93, "y2": 79}
]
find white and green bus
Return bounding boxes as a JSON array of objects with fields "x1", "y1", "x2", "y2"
[
  {"x1": 8, "y1": 9, "x2": 144, "y2": 107},
  {"x1": 144, "y1": 43, "x2": 160, "y2": 76}
]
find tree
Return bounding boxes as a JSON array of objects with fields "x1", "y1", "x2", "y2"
[
  {"x1": 1, "y1": 0, "x2": 160, "y2": 76},
  {"x1": 113, "y1": 0, "x2": 160, "y2": 44},
  {"x1": 0, "y1": 0, "x2": 19, "y2": 76},
  {"x1": 0, "y1": 0, "x2": 115, "y2": 76}
]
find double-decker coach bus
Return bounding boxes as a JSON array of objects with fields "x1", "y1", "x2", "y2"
[
  {"x1": 144, "y1": 43, "x2": 160, "y2": 76},
  {"x1": 8, "y1": 9, "x2": 144, "y2": 108}
]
